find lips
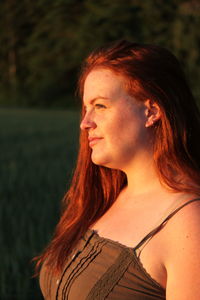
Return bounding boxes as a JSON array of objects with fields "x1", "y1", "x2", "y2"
[{"x1": 88, "y1": 136, "x2": 103, "y2": 147}]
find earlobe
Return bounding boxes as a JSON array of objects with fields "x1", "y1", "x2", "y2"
[{"x1": 144, "y1": 99, "x2": 161, "y2": 127}]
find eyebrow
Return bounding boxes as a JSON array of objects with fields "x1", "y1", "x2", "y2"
[{"x1": 89, "y1": 96, "x2": 109, "y2": 104}]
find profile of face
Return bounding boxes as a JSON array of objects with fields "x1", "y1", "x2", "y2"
[{"x1": 80, "y1": 68, "x2": 160, "y2": 171}]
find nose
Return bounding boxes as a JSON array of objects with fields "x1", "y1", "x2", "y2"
[{"x1": 80, "y1": 111, "x2": 96, "y2": 131}]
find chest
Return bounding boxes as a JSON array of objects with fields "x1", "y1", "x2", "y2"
[
  {"x1": 40, "y1": 230, "x2": 166, "y2": 300},
  {"x1": 90, "y1": 204, "x2": 168, "y2": 288}
]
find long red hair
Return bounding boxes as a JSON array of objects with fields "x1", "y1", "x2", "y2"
[{"x1": 35, "y1": 40, "x2": 200, "y2": 274}]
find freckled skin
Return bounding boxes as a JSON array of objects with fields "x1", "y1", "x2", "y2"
[
  {"x1": 80, "y1": 69, "x2": 200, "y2": 297},
  {"x1": 81, "y1": 69, "x2": 151, "y2": 171}
]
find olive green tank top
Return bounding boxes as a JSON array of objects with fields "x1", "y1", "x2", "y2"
[{"x1": 40, "y1": 198, "x2": 200, "y2": 300}]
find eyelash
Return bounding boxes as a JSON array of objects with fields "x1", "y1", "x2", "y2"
[
  {"x1": 84, "y1": 103, "x2": 107, "y2": 113},
  {"x1": 94, "y1": 103, "x2": 106, "y2": 109}
]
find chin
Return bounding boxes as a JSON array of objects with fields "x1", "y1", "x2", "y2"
[
  {"x1": 91, "y1": 154, "x2": 119, "y2": 169},
  {"x1": 91, "y1": 153, "x2": 109, "y2": 167}
]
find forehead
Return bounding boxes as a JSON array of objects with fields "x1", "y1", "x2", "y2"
[{"x1": 83, "y1": 69, "x2": 127, "y2": 103}]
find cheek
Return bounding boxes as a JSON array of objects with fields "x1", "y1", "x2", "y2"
[
  {"x1": 105, "y1": 117, "x2": 131, "y2": 145},
  {"x1": 106, "y1": 115, "x2": 125, "y2": 134},
  {"x1": 112, "y1": 112, "x2": 136, "y2": 133},
  {"x1": 109, "y1": 114, "x2": 146, "y2": 145}
]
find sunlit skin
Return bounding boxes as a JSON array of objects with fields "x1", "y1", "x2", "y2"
[
  {"x1": 81, "y1": 68, "x2": 162, "y2": 196},
  {"x1": 80, "y1": 69, "x2": 200, "y2": 297}
]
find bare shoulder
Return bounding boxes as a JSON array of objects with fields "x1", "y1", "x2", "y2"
[
  {"x1": 163, "y1": 198, "x2": 200, "y2": 300},
  {"x1": 165, "y1": 198, "x2": 200, "y2": 243}
]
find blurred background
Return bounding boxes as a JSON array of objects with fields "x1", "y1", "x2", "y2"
[{"x1": 0, "y1": 0, "x2": 199, "y2": 299}]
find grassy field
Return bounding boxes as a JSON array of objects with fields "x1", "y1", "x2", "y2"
[{"x1": 0, "y1": 108, "x2": 80, "y2": 299}]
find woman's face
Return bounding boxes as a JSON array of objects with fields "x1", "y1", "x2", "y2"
[{"x1": 81, "y1": 68, "x2": 152, "y2": 171}]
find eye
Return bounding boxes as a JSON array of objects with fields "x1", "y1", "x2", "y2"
[{"x1": 94, "y1": 103, "x2": 106, "y2": 109}]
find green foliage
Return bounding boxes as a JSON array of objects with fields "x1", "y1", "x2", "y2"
[
  {"x1": 0, "y1": 108, "x2": 80, "y2": 299},
  {"x1": 0, "y1": 0, "x2": 199, "y2": 106}
]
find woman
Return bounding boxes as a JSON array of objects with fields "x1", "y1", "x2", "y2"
[{"x1": 37, "y1": 40, "x2": 200, "y2": 299}]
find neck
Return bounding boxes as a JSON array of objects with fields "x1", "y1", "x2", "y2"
[{"x1": 122, "y1": 151, "x2": 169, "y2": 199}]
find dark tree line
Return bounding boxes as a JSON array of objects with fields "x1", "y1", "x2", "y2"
[{"x1": 0, "y1": 0, "x2": 199, "y2": 108}]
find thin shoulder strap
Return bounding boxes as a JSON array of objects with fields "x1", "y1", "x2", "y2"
[{"x1": 134, "y1": 198, "x2": 200, "y2": 252}]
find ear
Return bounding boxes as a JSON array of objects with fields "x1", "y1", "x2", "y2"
[{"x1": 144, "y1": 99, "x2": 161, "y2": 127}]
